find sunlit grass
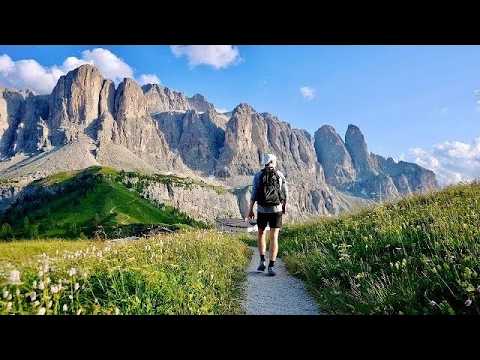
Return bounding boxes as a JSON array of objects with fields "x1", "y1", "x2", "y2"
[
  {"x1": 278, "y1": 182, "x2": 480, "y2": 315},
  {"x1": 0, "y1": 230, "x2": 250, "y2": 315}
]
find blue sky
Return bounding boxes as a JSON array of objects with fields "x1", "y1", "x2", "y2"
[{"x1": 0, "y1": 45, "x2": 479, "y2": 184}]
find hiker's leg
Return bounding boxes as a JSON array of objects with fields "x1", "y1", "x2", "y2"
[
  {"x1": 268, "y1": 228, "x2": 280, "y2": 262},
  {"x1": 257, "y1": 227, "x2": 266, "y2": 256}
]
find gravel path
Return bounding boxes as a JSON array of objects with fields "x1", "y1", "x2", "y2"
[{"x1": 243, "y1": 246, "x2": 321, "y2": 315}]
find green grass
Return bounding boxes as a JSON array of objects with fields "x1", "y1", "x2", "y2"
[
  {"x1": 275, "y1": 182, "x2": 480, "y2": 315},
  {"x1": 0, "y1": 230, "x2": 251, "y2": 315},
  {"x1": 0, "y1": 167, "x2": 207, "y2": 240}
]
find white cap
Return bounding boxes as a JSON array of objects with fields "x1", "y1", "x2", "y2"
[{"x1": 262, "y1": 153, "x2": 277, "y2": 166}]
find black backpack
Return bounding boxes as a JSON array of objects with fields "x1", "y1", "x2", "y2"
[{"x1": 258, "y1": 167, "x2": 284, "y2": 207}]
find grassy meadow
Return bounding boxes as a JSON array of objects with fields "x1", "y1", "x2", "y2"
[
  {"x1": 273, "y1": 182, "x2": 480, "y2": 315},
  {"x1": 0, "y1": 230, "x2": 250, "y2": 315}
]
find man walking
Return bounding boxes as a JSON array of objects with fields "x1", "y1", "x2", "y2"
[{"x1": 247, "y1": 153, "x2": 288, "y2": 276}]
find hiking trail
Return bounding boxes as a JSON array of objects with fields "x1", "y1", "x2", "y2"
[{"x1": 243, "y1": 246, "x2": 321, "y2": 315}]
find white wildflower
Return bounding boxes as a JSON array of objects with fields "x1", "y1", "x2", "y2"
[
  {"x1": 33, "y1": 300, "x2": 40, "y2": 307},
  {"x1": 29, "y1": 292, "x2": 37, "y2": 301},
  {"x1": 74, "y1": 283, "x2": 80, "y2": 291},
  {"x1": 8, "y1": 270, "x2": 21, "y2": 285},
  {"x1": 63, "y1": 304, "x2": 68, "y2": 312},
  {"x1": 465, "y1": 299, "x2": 472, "y2": 307},
  {"x1": 50, "y1": 285, "x2": 59, "y2": 294},
  {"x1": 2, "y1": 289, "x2": 8, "y2": 299},
  {"x1": 68, "y1": 268, "x2": 77, "y2": 277},
  {"x1": 37, "y1": 307, "x2": 46, "y2": 315},
  {"x1": 38, "y1": 281, "x2": 45, "y2": 290},
  {"x1": 68, "y1": 295, "x2": 73, "y2": 300}
]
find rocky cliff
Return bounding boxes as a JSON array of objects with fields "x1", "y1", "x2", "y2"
[
  {"x1": 314, "y1": 124, "x2": 437, "y2": 200},
  {"x1": 0, "y1": 64, "x2": 438, "y2": 221}
]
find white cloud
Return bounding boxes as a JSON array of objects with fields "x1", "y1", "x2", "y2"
[
  {"x1": 408, "y1": 136, "x2": 480, "y2": 186},
  {"x1": 137, "y1": 74, "x2": 161, "y2": 86},
  {"x1": 79, "y1": 48, "x2": 134, "y2": 84},
  {"x1": 170, "y1": 45, "x2": 241, "y2": 69},
  {"x1": 300, "y1": 86, "x2": 315, "y2": 100},
  {"x1": 0, "y1": 48, "x2": 158, "y2": 95}
]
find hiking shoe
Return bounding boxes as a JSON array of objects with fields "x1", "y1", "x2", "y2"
[
  {"x1": 257, "y1": 262, "x2": 266, "y2": 272},
  {"x1": 267, "y1": 267, "x2": 276, "y2": 276}
]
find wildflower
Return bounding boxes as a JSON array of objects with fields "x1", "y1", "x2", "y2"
[
  {"x1": 8, "y1": 270, "x2": 21, "y2": 285},
  {"x1": 50, "y1": 285, "x2": 59, "y2": 294},
  {"x1": 28, "y1": 292, "x2": 37, "y2": 301},
  {"x1": 2, "y1": 289, "x2": 8, "y2": 299},
  {"x1": 38, "y1": 281, "x2": 45, "y2": 290},
  {"x1": 68, "y1": 295, "x2": 73, "y2": 300},
  {"x1": 37, "y1": 307, "x2": 46, "y2": 315},
  {"x1": 63, "y1": 304, "x2": 68, "y2": 312},
  {"x1": 6, "y1": 302, "x2": 12, "y2": 312},
  {"x1": 74, "y1": 283, "x2": 80, "y2": 291},
  {"x1": 33, "y1": 300, "x2": 40, "y2": 307},
  {"x1": 465, "y1": 299, "x2": 472, "y2": 307},
  {"x1": 68, "y1": 268, "x2": 77, "y2": 277},
  {"x1": 6, "y1": 293, "x2": 12, "y2": 301}
]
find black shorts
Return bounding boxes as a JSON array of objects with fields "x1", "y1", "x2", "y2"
[{"x1": 257, "y1": 212, "x2": 283, "y2": 229}]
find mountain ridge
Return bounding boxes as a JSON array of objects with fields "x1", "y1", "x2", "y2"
[{"x1": 0, "y1": 64, "x2": 438, "y2": 220}]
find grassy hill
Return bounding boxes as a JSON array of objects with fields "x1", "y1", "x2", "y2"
[
  {"x1": 0, "y1": 167, "x2": 207, "y2": 240},
  {"x1": 275, "y1": 182, "x2": 480, "y2": 315}
]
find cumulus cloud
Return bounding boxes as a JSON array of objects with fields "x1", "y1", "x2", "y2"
[
  {"x1": 408, "y1": 136, "x2": 480, "y2": 186},
  {"x1": 137, "y1": 74, "x2": 161, "y2": 86},
  {"x1": 300, "y1": 86, "x2": 315, "y2": 100},
  {"x1": 0, "y1": 48, "x2": 159, "y2": 95},
  {"x1": 170, "y1": 45, "x2": 241, "y2": 69}
]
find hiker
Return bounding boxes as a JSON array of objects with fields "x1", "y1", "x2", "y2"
[{"x1": 247, "y1": 153, "x2": 288, "y2": 276}]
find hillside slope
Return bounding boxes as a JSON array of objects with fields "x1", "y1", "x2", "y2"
[
  {"x1": 0, "y1": 167, "x2": 207, "y2": 239},
  {"x1": 278, "y1": 182, "x2": 480, "y2": 315}
]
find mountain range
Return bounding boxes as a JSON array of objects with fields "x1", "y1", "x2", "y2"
[{"x1": 0, "y1": 64, "x2": 438, "y2": 221}]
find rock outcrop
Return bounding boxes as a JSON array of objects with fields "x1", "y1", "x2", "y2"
[
  {"x1": 142, "y1": 84, "x2": 190, "y2": 113},
  {"x1": 314, "y1": 125, "x2": 356, "y2": 188},
  {"x1": 314, "y1": 124, "x2": 438, "y2": 200}
]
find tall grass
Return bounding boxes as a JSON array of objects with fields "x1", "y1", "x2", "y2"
[
  {"x1": 0, "y1": 230, "x2": 250, "y2": 315},
  {"x1": 279, "y1": 182, "x2": 480, "y2": 315}
]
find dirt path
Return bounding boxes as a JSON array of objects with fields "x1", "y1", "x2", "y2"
[{"x1": 243, "y1": 246, "x2": 321, "y2": 315}]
